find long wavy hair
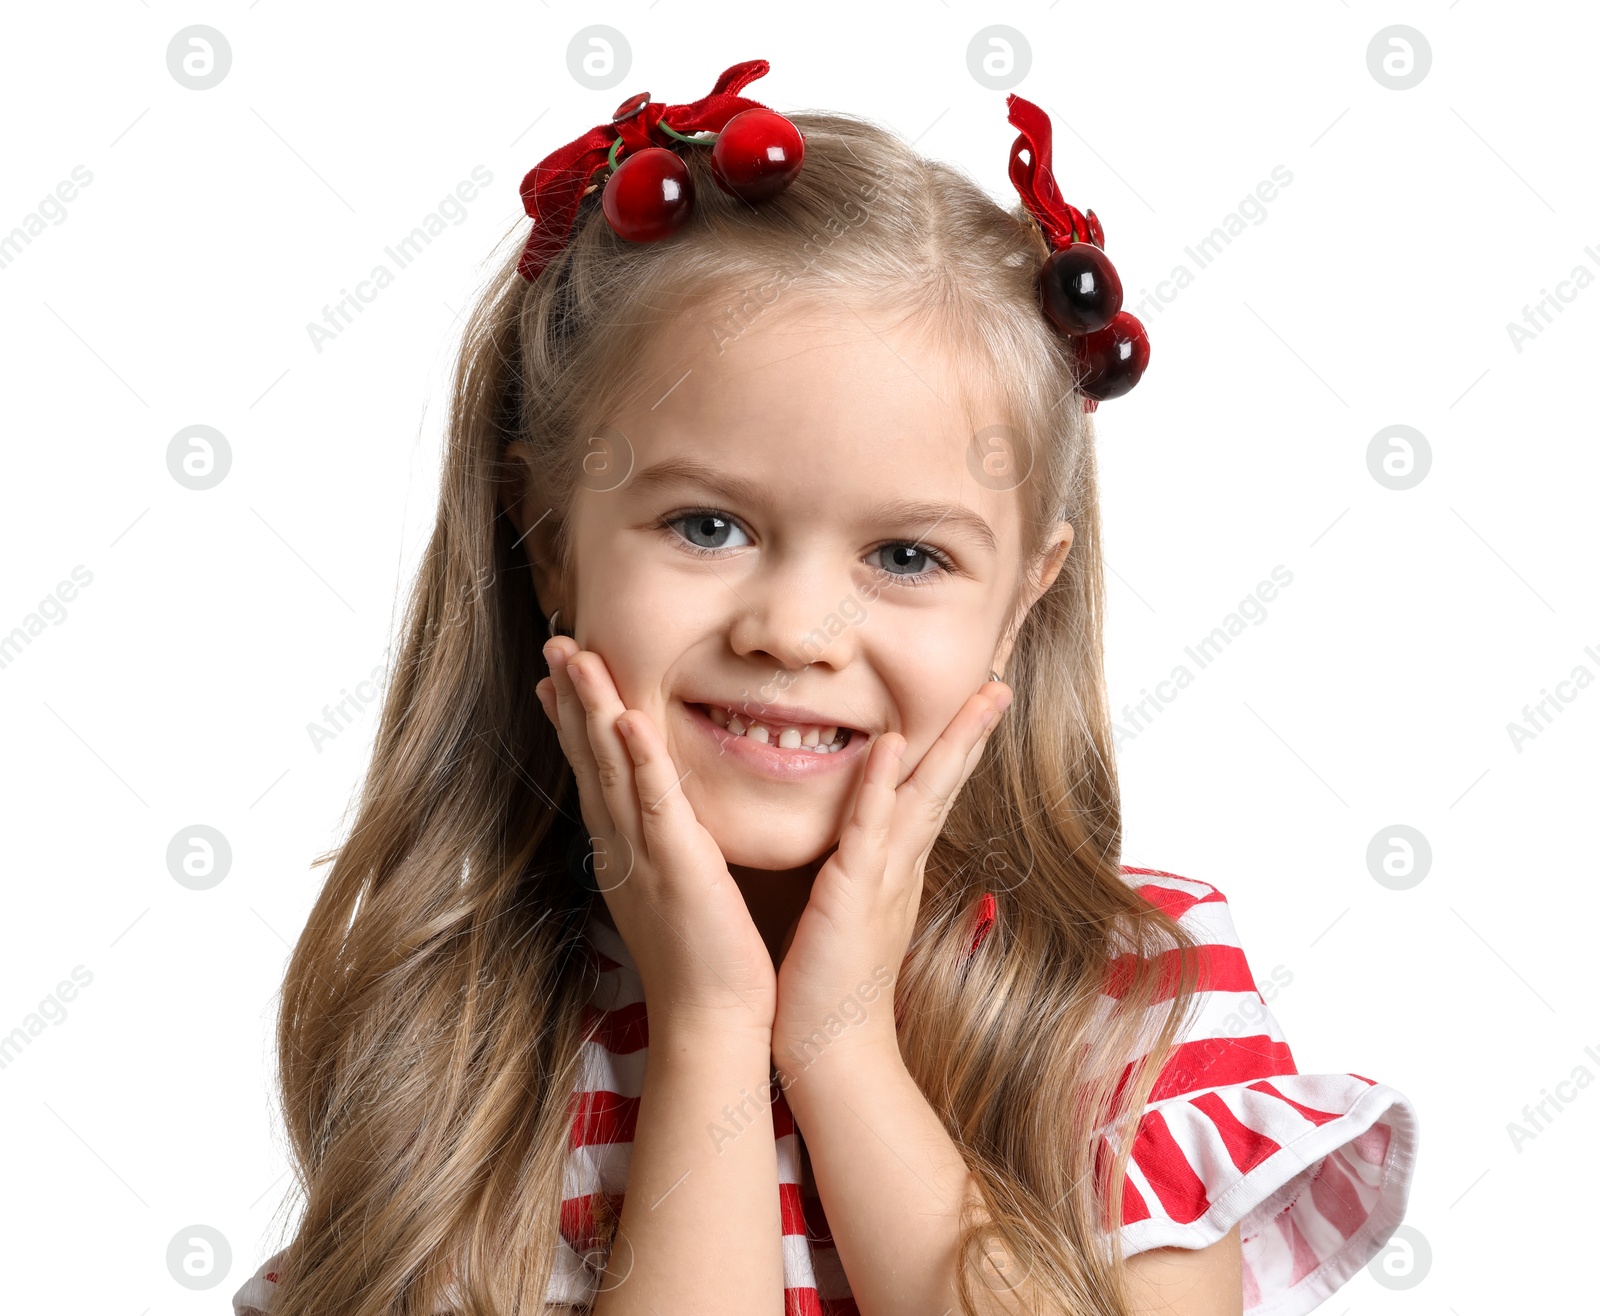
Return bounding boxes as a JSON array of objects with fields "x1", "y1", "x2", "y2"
[{"x1": 269, "y1": 104, "x2": 1203, "y2": 1316}]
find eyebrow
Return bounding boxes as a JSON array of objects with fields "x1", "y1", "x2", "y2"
[{"x1": 625, "y1": 456, "x2": 998, "y2": 554}]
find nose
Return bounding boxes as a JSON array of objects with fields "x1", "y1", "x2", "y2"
[{"x1": 726, "y1": 552, "x2": 858, "y2": 675}]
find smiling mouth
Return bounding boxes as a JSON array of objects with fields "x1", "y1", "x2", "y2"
[{"x1": 690, "y1": 703, "x2": 856, "y2": 753}]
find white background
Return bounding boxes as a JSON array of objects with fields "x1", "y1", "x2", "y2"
[{"x1": 1, "y1": 2, "x2": 1592, "y2": 1310}]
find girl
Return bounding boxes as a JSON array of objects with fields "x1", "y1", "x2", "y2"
[{"x1": 235, "y1": 59, "x2": 1416, "y2": 1316}]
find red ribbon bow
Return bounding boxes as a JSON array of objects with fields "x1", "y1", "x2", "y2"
[
  {"x1": 1005, "y1": 94, "x2": 1105, "y2": 251},
  {"x1": 516, "y1": 58, "x2": 780, "y2": 282}
]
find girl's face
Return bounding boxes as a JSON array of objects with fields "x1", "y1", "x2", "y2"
[{"x1": 506, "y1": 293, "x2": 1072, "y2": 871}]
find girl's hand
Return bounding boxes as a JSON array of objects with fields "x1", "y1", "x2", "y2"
[
  {"x1": 538, "y1": 638, "x2": 777, "y2": 1041},
  {"x1": 771, "y1": 679, "x2": 1013, "y2": 1081}
]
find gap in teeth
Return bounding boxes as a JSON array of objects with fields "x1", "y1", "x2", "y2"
[{"x1": 704, "y1": 705, "x2": 847, "y2": 751}]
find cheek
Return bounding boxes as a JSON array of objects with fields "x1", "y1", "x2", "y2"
[
  {"x1": 868, "y1": 608, "x2": 996, "y2": 743},
  {"x1": 573, "y1": 548, "x2": 711, "y2": 714}
]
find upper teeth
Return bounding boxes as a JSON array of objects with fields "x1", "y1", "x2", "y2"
[{"x1": 705, "y1": 705, "x2": 847, "y2": 752}]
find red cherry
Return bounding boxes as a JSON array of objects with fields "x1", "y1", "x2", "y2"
[
  {"x1": 1039, "y1": 243, "x2": 1123, "y2": 336},
  {"x1": 602, "y1": 147, "x2": 694, "y2": 242},
  {"x1": 1071, "y1": 311, "x2": 1150, "y2": 401},
  {"x1": 711, "y1": 108, "x2": 805, "y2": 203}
]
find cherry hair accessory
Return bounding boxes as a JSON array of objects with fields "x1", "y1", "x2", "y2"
[
  {"x1": 1005, "y1": 94, "x2": 1151, "y2": 409},
  {"x1": 515, "y1": 58, "x2": 805, "y2": 283},
  {"x1": 967, "y1": 891, "x2": 998, "y2": 961},
  {"x1": 513, "y1": 63, "x2": 1147, "y2": 411}
]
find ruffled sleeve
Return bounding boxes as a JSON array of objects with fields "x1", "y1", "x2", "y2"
[{"x1": 1111, "y1": 868, "x2": 1419, "y2": 1316}]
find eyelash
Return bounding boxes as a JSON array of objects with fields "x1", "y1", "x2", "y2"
[{"x1": 657, "y1": 508, "x2": 958, "y2": 589}]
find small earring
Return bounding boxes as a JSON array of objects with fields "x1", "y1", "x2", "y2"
[
  {"x1": 989, "y1": 670, "x2": 1002, "y2": 682},
  {"x1": 547, "y1": 609, "x2": 571, "y2": 639}
]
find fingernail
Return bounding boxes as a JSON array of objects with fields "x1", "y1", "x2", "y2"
[{"x1": 567, "y1": 661, "x2": 585, "y2": 686}]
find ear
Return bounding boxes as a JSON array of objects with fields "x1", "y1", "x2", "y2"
[
  {"x1": 499, "y1": 439, "x2": 566, "y2": 623},
  {"x1": 992, "y1": 521, "x2": 1074, "y2": 676}
]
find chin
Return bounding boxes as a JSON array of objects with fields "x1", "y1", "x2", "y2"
[{"x1": 711, "y1": 823, "x2": 837, "y2": 872}]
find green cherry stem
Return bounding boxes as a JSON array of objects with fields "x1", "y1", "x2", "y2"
[
  {"x1": 584, "y1": 120, "x2": 709, "y2": 199},
  {"x1": 576, "y1": 136, "x2": 626, "y2": 195},
  {"x1": 655, "y1": 118, "x2": 718, "y2": 146}
]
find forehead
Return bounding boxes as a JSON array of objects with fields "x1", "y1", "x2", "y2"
[{"x1": 611, "y1": 292, "x2": 1019, "y2": 519}]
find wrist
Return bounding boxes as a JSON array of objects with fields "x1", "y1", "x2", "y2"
[
  {"x1": 649, "y1": 1010, "x2": 774, "y2": 1060},
  {"x1": 772, "y1": 1020, "x2": 903, "y2": 1102}
]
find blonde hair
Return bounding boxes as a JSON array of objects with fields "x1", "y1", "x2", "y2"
[{"x1": 270, "y1": 107, "x2": 1202, "y2": 1316}]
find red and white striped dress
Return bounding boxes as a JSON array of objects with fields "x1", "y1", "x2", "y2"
[{"x1": 234, "y1": 866, "x2": 1417, "y2": 1316}]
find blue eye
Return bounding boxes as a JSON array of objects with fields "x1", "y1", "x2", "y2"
[
  {"x1": 873, "y1": 544, "x2": 948, "y2": 581},
  {"x1": 673, "y1": 511, "x2": 750, "y2": 551},
  {"x1": 659, "y1": 509, "x2": 955, "y2": 589}
]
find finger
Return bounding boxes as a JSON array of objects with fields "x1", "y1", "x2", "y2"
[
  {"x1": 615, "y1": 708, "x2": 707, "y2": 867},
  {"x1": 953, "y1": 682, "x2": 1013, "y2": 779},
  {"x1": 897, "y1": 682, "x2": 1012, "y2": 833},
  {"x1": 828, "y1": 730, "x2": 904, "y2": 888},
  {"x1": 544, "y1": 638, "x2": 616, "y2": 839},
  {"x1": 563, "y1": 648, "x2": 643, "y2": 845}
]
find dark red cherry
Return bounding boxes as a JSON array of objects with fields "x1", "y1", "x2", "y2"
[
  {"x1": 1071, "y1": 311, "x2": 1150, "y2": 401},
  {"x1": 711, "y1": 108, "x2": 805, "y2": 203},
  {"x1": 1040, "y1": 243, "x2": 1123, "y2": 336},
  {"x1": 602, "y1": 147, "x2": 694, "y2": 242}
]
